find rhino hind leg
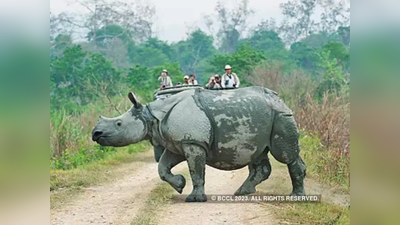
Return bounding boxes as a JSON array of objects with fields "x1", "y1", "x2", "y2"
[
  {"x1": 287, "y1": 156, "x2": 306, "y2": 196},
  {"x1": 182, "y1": 144, "x2": 207, "y2": 202},
  {"x1": 158, "y1": 150, "x2": 186, "y2": 194},
  {"x1": 270, "y1": 113, "x2": 306, "y2": 196},
  {"x1": 234, "y1": 151, "x2": 272, "y2": 196}
]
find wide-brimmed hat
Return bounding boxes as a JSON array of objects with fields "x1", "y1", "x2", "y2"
[
  {"x1": 224, "y1": 65, "x2": 232, "y2": 70},
  {"x1": 184, "y1": 75, "x2": 189, "y2": 79},
  {"x1": 162, "y1": 69, "x2": 168, "y2": 74}
]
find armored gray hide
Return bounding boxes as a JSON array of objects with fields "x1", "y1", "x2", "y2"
[{"x1": 92, "y1": 86, "x2": 306, "y2": 202}]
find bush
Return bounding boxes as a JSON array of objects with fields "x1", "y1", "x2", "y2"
[{"x1": 248, "y1": 61, "x2": 350, "y2": 188}]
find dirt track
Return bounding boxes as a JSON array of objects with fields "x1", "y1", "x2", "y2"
[
  {"x1": 51, "y1": 149, "x2": 349, "y2": 225},
  {"x1": 51, "y1": 150, "x2": 161, "y2": 225}
]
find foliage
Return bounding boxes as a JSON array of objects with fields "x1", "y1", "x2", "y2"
[
  {"x1": 207, "y1": 0, "x2": 254, "y2": 53},
  {"x1": 151, "y1": 62, "x2": 185, "y2": 86},
  {"x1": 53, "y1": 34, "x2": 73, "y2": 53},
  {"x1": 207, "y1": 43, "x2": 265, "y2": 83},
  {"x1": 49, "y1": 0, "x2": 351, "y2": 182},
  {"x1": 300, "y1": 132, "x2": 350, "y2": 188},
  {"x1": 50, "y1": 141, "x2": 151, "y2": 191},
  {"x1": 51, "y1": 45, "x2": 122, "y2": 112},
  {"x1": 129, "y1": 44, "x2": 170, "y2": 68},
  {"x1": 248, "y1": 64, "x2": 350, "y2": 188},
  {"x1": 87, "y1": 24, "x2": 132, "y2": 45},
  {"x1": 322, "y1": 41, "x2": 350, "y2": 70},
  {"x1": 299, "y1": 31, "x2": 341, "y2": 48},
  {"x1": 270, "y1": 201, "x2": 350, "y2": 225},
  {"x1": 290, "y1": 41, "x2": 321, "y2": 75},
  {"x1": 172, "y1": 29, "x2": 216, "y2": 79},
  {"x1": 248, "y1": 30, "x2": 289, "y2": 61},
  {"x1": 315, "y1": 49, "x2": 348, "y2": 99}
]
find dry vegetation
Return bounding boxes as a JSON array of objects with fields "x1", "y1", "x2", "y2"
[{"x1": 249, "y1": 62, "x2": 350, "y2": 188}]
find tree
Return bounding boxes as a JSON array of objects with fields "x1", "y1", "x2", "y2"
[
  {"x1": 204, "y1": 0, "x2": 254, "y2": 53},
  {"x1": 151, "y1": 63, "x2": 185, "y2": 86},
  {"x1": 87, "y1": 24, "x2": 132, "y2": 45},
  {"x1": 299, "y1": 31, "x2": 341, "y2": 48},
  {"x1": 248, "y1": 29, "x2": 289, "y2": 60},
  {"x1": 290, "y1": 41, "x2": 320, "y2": 74},
  {"x1": 322, "y1": 41, "x2": 350, "y2": 71},
  {"x1": 278, "y1": 0, "x2": 350, "y2": 46},
  {"x1": 51, "y1": 34, "x2": 73, "y2": 57},
  {"x1": 208, "y1": 43, "x2": 265, "y2": 85},
  {"x1": 128, "y1": 44, "x2": 170, "y2": 68},
  {"x1": 143, "y1": 38, "x2": 176, "y2": 61},
  {"x1": 319, "y1": 0, "x2": 350, "y2": 34},
  {"x1": 315, "y1": 49, "x2": 347, "y2": 98},
  {"x1": 172, "y1": 29, "x2": 216, "y2": 79},
  {"x1": 84, "y1": 24, "x2": 132, "y2": 68},
  {"x1": 338, "y1": 26, "x2": 350, "y2": 46},
  {"x1": 58, "y1": 0, "x2": 155, "y2": 44},
  {"x1": 279, "y1": 0, "x2": 318, "y2": 45},
  {"x1": 51, "y1": 45, "x2": 122, "y2": 111}
]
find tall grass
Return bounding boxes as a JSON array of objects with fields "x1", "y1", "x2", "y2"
[
  {"x1": 50, "y1": 93, "x2": 146, "y2": 170},
  {"x1": 248, "y1": 61, "x2": 350, "y2": 188}
]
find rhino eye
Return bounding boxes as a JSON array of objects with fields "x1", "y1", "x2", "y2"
[{"x1": 116, "y1": 121, "x2": 122, "y2": 126}]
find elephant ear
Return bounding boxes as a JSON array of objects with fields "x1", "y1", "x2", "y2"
[{"x1": 128, "y1": 92, "x2": 142, "y2": 109}]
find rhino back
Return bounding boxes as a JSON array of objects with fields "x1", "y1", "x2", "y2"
[
  {"x1": 194, "y1": 87, "x2": 275, "y2": 168},
  {"x1": 157, "y1": 90, "x2": 212, "y2": 154}
]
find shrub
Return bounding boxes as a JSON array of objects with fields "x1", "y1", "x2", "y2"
[{"x1": 248, "y1": 61, "x2": 350, "y2": 187}]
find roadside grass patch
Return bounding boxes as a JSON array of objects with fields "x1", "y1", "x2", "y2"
[
  {"x1": 266, "y1": 201, "x2": 350, "y2": 225},
  {"x1": 299, "y1": 132, "x2": 350, "y2": 190},
  {"x1": 50, "y1": 142, "x2": 150, "y2": 209},
  {"x1": 131, "y1": 172, "x2": 189, "y2": 225},
  {"x1": 130, "y1": 183, "x2": 175, "y2": 225}
]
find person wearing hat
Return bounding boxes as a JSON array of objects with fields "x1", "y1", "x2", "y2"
[
  {"x1": 221, "y1": 65, "x2": 240, "y2": 88},
  {"x1": 183, "y1": 75, "x2": 190, "y2": 85},
  {"x1": 158, "y1": 69, "x2": 173, "y2": 89}
]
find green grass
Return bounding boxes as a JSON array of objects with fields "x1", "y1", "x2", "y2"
[
  {"x1": 130, "y1": 172, "x2": 189, "y2": 225},
  {"x1": 50, "y1": 142, "x2": 150, "y2": 191},
  {"x1": 130, "y1": 183, "x2": 176, "y2": 225},
  {"x1": 299, "y1": 131, "x2": 350, "y2": 190},
  {"x1": 266, "y1": 201, "x2": 350, "y2": 225},
  {"x1": 50, "y1": 142, "x2": 151, "y2": 209},
  {"x1": 257, "y1": 132, "x2": 350, "y2": 224}
]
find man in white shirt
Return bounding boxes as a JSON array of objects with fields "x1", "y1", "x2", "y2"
[
  {"x1": 157, "y1": 69, "x2": 173, "y2": 89},
  {"x1": 221, "y1": 65, "x2": 240, "y2": 88},
  {"x1": 188, "y1": 74, "x2": 198, "y2": 85}
]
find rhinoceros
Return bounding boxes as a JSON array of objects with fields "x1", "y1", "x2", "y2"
[{"x1": 92, "y1": 86, "x2": 306, "y2": 202}]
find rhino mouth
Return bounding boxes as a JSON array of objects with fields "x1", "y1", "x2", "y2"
[
  {"x1": 93, "y1": 135, "x2": 109, "y2": 142},
  {"x1": 94, "y1": 136, "x2": 112, "y2": 146}
]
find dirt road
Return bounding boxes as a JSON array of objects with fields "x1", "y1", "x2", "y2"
[
  {"x1": 51, "y1": 150, "x2": 349, "y2": 225},
  {"x1": 51, "y1": 150, "x2": 162, "y2": 225},
  {"x1": 160, "y1": 166, "x2": 275, "y2": 225}
]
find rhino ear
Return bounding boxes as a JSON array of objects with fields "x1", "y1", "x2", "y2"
[{"x1": 128, "y1": 92, "x2": 142, "y2": 109}]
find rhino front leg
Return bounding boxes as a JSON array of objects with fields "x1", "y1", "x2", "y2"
[
  {"x1": 153, "y1": 145, "x2": 165, "y2": 162},
  {"x1": 182, "y1": 144, "x2": 207, "y2": 202},
  {"x1": 158, "y1": 150, "x2": 186, "y2": 193}
]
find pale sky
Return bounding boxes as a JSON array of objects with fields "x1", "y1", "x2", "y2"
[{"x1": 50, "y1": 0, "x2": 287, "y2": 43}]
